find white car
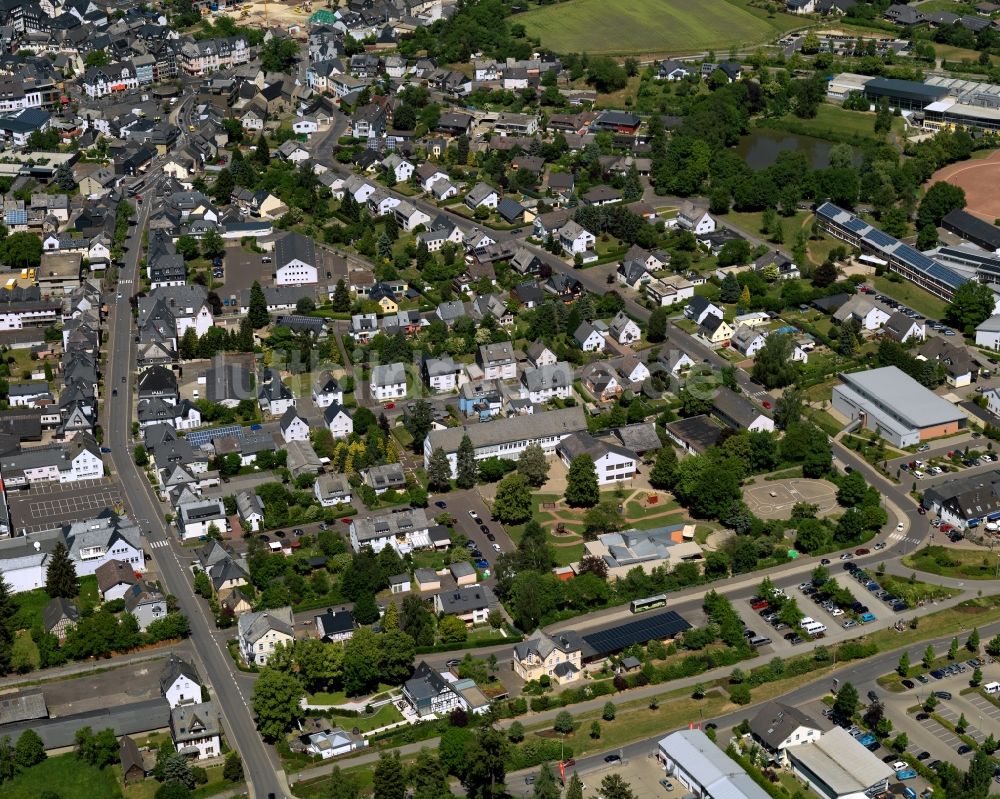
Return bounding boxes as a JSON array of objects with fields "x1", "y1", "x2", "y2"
[
  {"x1": 913, "y1": 470, "x2": 925, "y2": 479},
  {"x1": 468, "y1": 510, "x2": 477, "y2": 517},
  {"x1": 896, "y1": 522, "x2": 904, "y2": 531},
  {"x1": 892, "y1": 762, "x2": 908, "y2": 772},
  {"x1": 491, "y1": 543, "x2": 502, "y2": 552},
  {"x1": 830, "y1": 608, "x2": 844, "y2": 617}
]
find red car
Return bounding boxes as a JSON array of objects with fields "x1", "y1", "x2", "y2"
[
  {"x1": 940, "y1": 523, "x2": 954, "y2": 533},
  {"x1": 384, "y1": 402, "x2": 395, "y2": 409},
  {"x1": 855, "y1": 548, "x2": 870, "y2": 556},
  {"x1": 750, "y1": 599, "x2": 769, "y2": 610},
  {"x1": 341, "y1": 517, "x2": 352, "y2": 524},
  {"x1": 762, "y1": 400, "x2": 772, "y2": 409}
]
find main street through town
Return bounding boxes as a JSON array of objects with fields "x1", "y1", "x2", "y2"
[{"x1": 105, "y1": 172, "x2": 287, "y2": 799}]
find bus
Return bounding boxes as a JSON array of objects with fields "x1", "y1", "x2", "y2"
[{"x1": 630, "y1": 594, "x2": 667, "y2": 614}]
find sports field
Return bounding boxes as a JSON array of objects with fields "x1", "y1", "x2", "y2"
[
  {"x1": 519, "y1": 0, "x2": 803, "y2": 55},
  {"x1": 931, "y1": 148, "x2": 1000, "y2": 222}
]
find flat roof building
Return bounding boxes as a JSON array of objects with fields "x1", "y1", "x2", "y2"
[
  {"x1": 787, "y1": 727, "x2": 894, "y2": 799},
  {"x1": 657, "y1": 729, "x2": 773, "y2": 799},
  {"x1": 862, "y1": 77, "x2": 949, "y2": 110},
  {"x1": 832, "y1": 366, "x2": 966, "y2": 447}
]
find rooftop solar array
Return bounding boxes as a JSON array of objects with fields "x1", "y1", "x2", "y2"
[
  {"x1": 186, "y1": 424, "x2": 245, "y2": 447},
  {"x1": 844, "y1": 217, "x2": 870, "y2": 234},
  {"x1": 581, "y1": 609, "x2": 692, "y2": 658},
  {"x1": 937, "y1": 246, "x2": 1000, "y2": 273},
  {"x1": 864, "y1": 228, "x2": 896, "y2": 248}
]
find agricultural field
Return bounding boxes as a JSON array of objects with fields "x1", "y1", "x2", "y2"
[{"x1": 518, "y1": 0, "x2": 803, "y2": 56}]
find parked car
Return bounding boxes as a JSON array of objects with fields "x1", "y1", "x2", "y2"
[
  {"x1": 896, "y1": 770, "x2": 917, "y2": 781},
  {"x1": 660, "y1": 780, "x2": 675, "y2": 792}
]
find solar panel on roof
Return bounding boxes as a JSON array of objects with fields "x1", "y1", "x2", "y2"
[
  {"x1": 581, "y1": 609, "x2": 692, "y2": 656},
  {"x1": 186, "y1": 424, "x2": 245, "y2": 447},
  {"x1": 864, "y1": 228, "x2": 896, "y2": 248},
  {"x1": 844, "y1": 217, "x2": 869, "y2": 233}
]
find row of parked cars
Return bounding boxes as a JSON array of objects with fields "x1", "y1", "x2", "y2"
[
  {"x1": 846, "y1": 563, "x2": 909, "y2": 613},
  {"x1": 800, "y1": 575, "x2": 878, "y2": 628}
]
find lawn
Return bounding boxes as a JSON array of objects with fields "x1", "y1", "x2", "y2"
[
  {"x1": 903, "y1": 545, "x2": 1000, "y2": 581},
  {"x1": 350, "y1": 703, "x2": 404, "y2": 732},
  {"x1": 870, "y1": 274, "x2": 949, "y2": 321},
  {"x1": 518, "y1": 0, "x2": 804, "y2": 55},
  {"x1": 756, "y1": 104, "x2": 884, "y2": 144},
  {"x1": 877, "y1": 573, "x2": 961, "y2": 607},
  {"x1": 5, "y1": 754, "x2": 123, "y2": 799}
]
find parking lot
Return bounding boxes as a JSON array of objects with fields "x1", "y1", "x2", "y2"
[
  {"x1": 7, "y1": 478, "x2": 126, "y2": 533},
  {"x1": 220, "y1": 242, "x2": 276, "y2": 298}
]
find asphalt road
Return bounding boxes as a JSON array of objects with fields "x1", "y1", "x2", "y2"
[{"x1": 106, "y1": 175, "x2": 286, "y2": 799}]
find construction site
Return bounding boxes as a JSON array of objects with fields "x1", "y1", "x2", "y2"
[{"x1": 209, "y1": 0, "x2": 333, "y2": 31}]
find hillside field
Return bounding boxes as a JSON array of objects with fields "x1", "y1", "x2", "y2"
[{"x1": 518, "y1": 0, "x2": 804, "y2": 56}]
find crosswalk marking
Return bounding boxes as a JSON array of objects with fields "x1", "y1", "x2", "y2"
[
  {"x1": 887, "y1": 531, "x2": 920, "y2": 546},
  {"x1": 149, "y1": 539, "x2": 170, "y2": 549}
]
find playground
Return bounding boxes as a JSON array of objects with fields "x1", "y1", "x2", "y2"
[{"x1": 743, "y1": 478, "x2": 839, "y2": 521}]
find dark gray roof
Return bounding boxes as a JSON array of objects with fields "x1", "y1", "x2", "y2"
[
  {"x1": 750, "y1": 702, "x2": 821, "y2": 751},
  {"x1": 0, "y1": 698, "x2": 169, "y2": 750},
  {"x1": 275, "y1": 230, "x2": 316, "y2": 268},
  {"x1": 436, "y1": 584, "x2": 496, "y2": 614},
  {"x1": 159, "y1": 654, "x2": 201, "y2": 695},
  {"x1": 0, "y1": 690, "x2": 47, "y2": 725},
  {"x1": 42, "y1": 596, "x2": 79, "y2": 633}
]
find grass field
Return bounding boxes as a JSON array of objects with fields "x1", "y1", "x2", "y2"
[
  {"x1": 903, "y1": 545, "x2": 1000, "y2": 580},
  {"x1": 5, "y1": 754, "x2": 123, "y2": 799},
  {"x1": 518, "y1": 0, "x2": 803, "y2": 55},
  {"x1": 870, "y1": 274, "x2": 949, "y2": 321}
]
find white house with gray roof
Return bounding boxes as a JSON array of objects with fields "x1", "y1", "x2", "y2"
[
  {"x1": 275, "y1": 231, "x2": 318, "y2": 286},
  {"x1": 176, "y1": 499, "x2": 227, "y2": 541},
  {"x1": 0, "y1": 436, "x2": 104, "y2": 487},
  {"x1": 238, "y1": 606, "x2": 294, "y2": 666},
  {"x1": 349, "y1": 508, "x2": 431, "y2": 554},
  {"x1": 64, "y1": 514, "x2": 145, "y2": 577},
  {"x1": 370, "y1": 363, "x2": 408, "y2": 401},
  {"x1": 170, "y1": 700, "x2": 221, "y2": 760},
  {"x1": 556, "y1": 431, "x2": 636, "y2": 484},
  {"x1": 464, "y1": 182, "x2": 499, "y2": 210},
  {"x1": 324, "y1": 403, "x2": 354, "y2": 439},
  {"x1": 312, "y1": 371, "x2": 344, "y2": 408},
  {"x1": 235, "y1": 490, "x2": 265, "y2": 532},
  {"x1": 424, "y1": 355, "x2": 465, "y2": 392},
  {"x1": 520, "y1": 361, "x2": 573, "y2": 404}
]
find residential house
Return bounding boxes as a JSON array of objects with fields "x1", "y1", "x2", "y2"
[
  {"x1": 477, "y1": 342, "x2": 517, "y2": 381},
  {"x1": 883, "y1": 311, "x2": 925, "y2": 343},
  {"x1": 349, "y1": 508, "x2": 431, "y2": 554},
  {"x1": 749, "y1": 702, "x2": 823, "y2": 765},
  {"x1": 464, "y1": 183, "x2": 499, "y2": 210},
  {"x1": 124, "y1": 581, "x2": 168, "y2": 631},
  {"x1": 699, "y1": 314, "x2": 734, "y2": 345},
  {"x1": 833, "y1": 295, "x2": 890, "y2": 331},
  {"x1": 731, "y1": 325, "x2": 767, "y2": 357},
  {"x1": 95, "y1": 558, "x2": 138, "y2": 602},
  {"x1": 675, "y1": 201, "x2": 716, "y2": 235},
  {"x1": 314, "y1": 473, "x2": 352, "y2": 507},
  {"x1": 526, "y1": 342, "x2": 558, "y2": 368},
  {"x1": 608, "y1": 311, "x2": 641, "y2": 345},
  {"x1": 433, "y1": 585, "x2": 496, "y2": 625},
  {"x1": 557, "y1": 431, "x2": 637, "y2": 484},
  {"x1": 363, "y1": 463, "x2": 406, "y2": 495},
  {"x1": 235, "y1": 490, "x2": 265, "y2": 532},
  {"x1": 559, "y1": 220, "x2": 596, "y2": 255},
  {"x1": 424, "y1": 355, "x2": 465, "y2": 393},
  {"x1": 370, "y1": 363, "x2": 408, "y2": 401},
  {"x1": 324, "y1": 403, "x2": 354, "y2": 439},
  {"x1": 521, "y1": 362, "x2": 573, "y2": 404},
  {"x1": 312, "y1": 372, "x2": 343, "y2": 408},
  {"x1": 712, "y1": 388, "x2": 775, "y2": 433},
  {"x1": 684, "y1": 296, "x2": 724, "y2": 326},
  {"x1": 279, "y1": 408, "x2": 310, "y2": 443},
  {"x1": 170, "y1": 701, "x2": 220, "y2": 760},
  {"x1": 176, "y1": 499, "x2": 227, "y2": 541},
  {"x1": 574, "y1": 321, "x2": 605, "y2": 352},
  {"x1": 160, "y1": 654, "x2": 202, "y2": 709},
  {"x1": 258, "y1": 370, "x2": 296, "y2": 416},
  {"x1": 43, "y1": 597, "x2": 78, "y2": 642},
  {"x1": 237, "y1": 606, "x2": 295, "y2": 666},
  {"x1": 315, "y1": 609, "x2": 355, "y2": 643},
  {"x1": 513, "y1": 629, "x2": 583, "y2": 684}
]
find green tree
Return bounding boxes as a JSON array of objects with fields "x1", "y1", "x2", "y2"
[
  {"x1": 566, "y1": 774, "x2": 584, "y2": 799},
  {"x1": 923, "y1": 644, "x2": 935, "y2": 669},
  {"x1": 380, "y1": 629, "x2": 416, "y2": 685},
  {"x1": 352, "y1": 592, "x2": 379, "y2": 625},
  {"x1": 917, "y1": 181, "x2": 965, "y2": 229},
  {"x1": 602, "y1": 701, "x2": 616, "y2": 721},
  {"x1": 410, "y1": 749, "x2": 449, "y2": 799},
  {"x1": 223, "y1": 751, "x2": 243, "y2": 783},
  {"x1": 427, "y1": 447, "x2": 452, "y2": 492},
  {"x1": 251, "y1": 668, "x2": 303, "y2": 740},
  {"x1": 14, "y1": 729, "x2": 45, "y2": 769},
  {"x1": 45, "y1": 542, "x2": 78, "y2": 598},
  {"x1": 969, "y1": 627, "x2": 981, "y2": 652},
  {"x1": 404, "y1": 401, "x2": 434, "y2": 453},
  {"x1": 649, "y1": 447, "x2": 679, "y2": 489},
  {"x1": 590, "y1": 720, "x2": 602, "y2": 739},
  {"x1": 552, "y1": 710, "x2": 575, "y2": 734},
  {"x1": 517, "y1": 442, "x2": 550, "y2": 487},
  {"x1": 133, "y1": 445, "x2": 149, "y2": 466},
  {"x1": 833, "y1": 682, "x2": 858, "y2": 719},
  {"x1": 836, "y1": 471, "x2": 868, "y2": 507},
  {"x1": 647, "y1": 307, "x2": 668, "y2": 342},
  {"x1": 751, "y1": 333, "x2": 797, "y2": 389},
  {"x1": 332, "y1": 279, "x2": 351, "y2": 312},
  {"x1": 438, "y1": 615, "x2": 467, "y2": 644},
  {"x1": 260, "y1": 37, "x2": 299, "y2": 72},
  {"x1": 462, "y1": 724, "x2": 508, "y2": 799},
  {"x1": 248, "y1": 281, "x2": 269, "y2": 329},
  {"x1": 719, "y1": 272, "x2": 741, "y2": 303},
  {"x1": 54, "y1": 162, "x2": 76, "y2": 192},
  {"x1": 492, "y1": 472, "x2": 533, "y2": 523},
  {"x1": 456, "y1": 434, "x2": 477, "y2": 489},
  {"x1": 175, "y1": 235, "x2": 199, "y2": 261},
  {"x1": 325, "y1": 767, "x2": 361, "y2": 799},
  {"x1": 599, "y1": 773, "x2": 637, "y2": 799},
  {"x1": 897, "y1": 651, "x2": 909, "y2": 677},
  {"x1": 507, "y1": 721, "x2": 525, "y2": 743},
  {"x1": 373, "y1": 750, "x2": 406, "y2": 799},
  {"x1": 917, "y1": 223, "x2": 938, "y2": 250},
  {"x1": 565, "y1": 454, "x2": 599, "y2": 508},
  {"x1": 534, "y1": 763, "x2": 561, "y2": 799},
  {"x1": 972, "y1": 666, "x2": 983, "y2": 687},
  {"x1": 947, "y1": 280, "x2": 996, "y2": 332},
  {"x1": 342, "y1": 627, "x2": 382, "y2": 695},
  {"x1": 201, "y1": 228, "x2": 224, "y2": 260},
  {"x1": 892, "y1": 732, "x2": 908, "y2": 753},
  {"x1": 950, "y1": 637, "x2": 960, "y2": 660}
]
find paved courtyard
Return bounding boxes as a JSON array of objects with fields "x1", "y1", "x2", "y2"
[
  {"x1": 744, "y1": 478, "x2": 838, "y2": 520},
  {"x1": 7, "y1": 478, "x2": 126, "y2": 533}
]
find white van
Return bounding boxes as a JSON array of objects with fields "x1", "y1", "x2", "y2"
[
  {"x1": 984, "y1": 682, "x2": 1000, "y2": 695},
  {"x1": 804, "y1": 622, "x2": 827, "y2": 635}
]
